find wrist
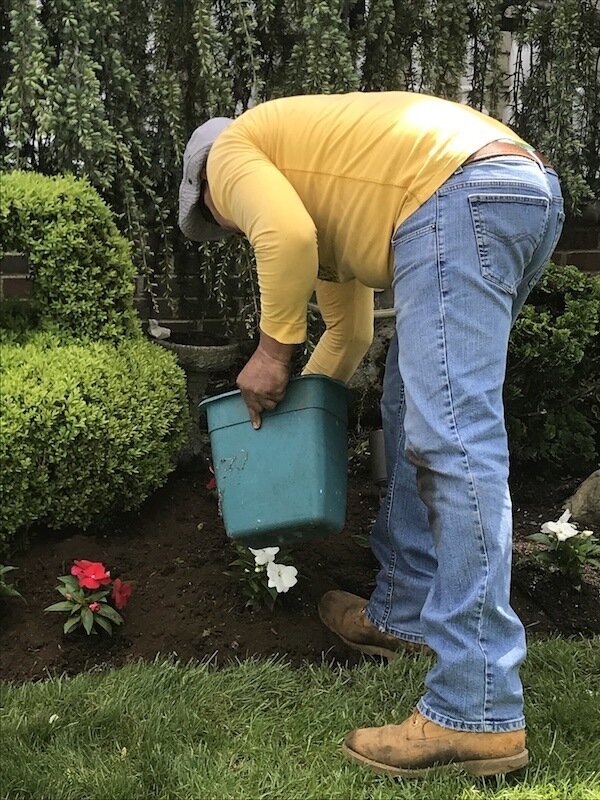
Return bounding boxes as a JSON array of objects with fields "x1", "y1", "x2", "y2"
[{"x1": 258, "y1": 330, "x2": 295, "y2": 365}]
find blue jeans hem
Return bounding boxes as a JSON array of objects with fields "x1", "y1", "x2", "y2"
[
  {"x1": 365, "y1": 608, "x2": 426, "y2": 645},
  {"x1": 417, "y1": 698, "x2": 526, "y2": 733}
]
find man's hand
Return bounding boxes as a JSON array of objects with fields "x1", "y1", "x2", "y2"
[{"x1": 236, "y1": 332, "x2": 296, "y2": 429}]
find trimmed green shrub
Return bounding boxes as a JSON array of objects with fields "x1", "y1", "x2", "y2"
[
  {"x1": 0, "y1": 334, "x2": 189, "y2": 549},
  {"x1": 0, "y1": 300, "x2": 40, "y2": 345},
  {"x1": 0, "y1": 171, "x2": 139, "y2": 342},
  {"x1": 346, "y1": 263, "x2": 599, "y2": 470},
  {"x1": 506, "y1": 263, "x2": 600, "y2": 468}
]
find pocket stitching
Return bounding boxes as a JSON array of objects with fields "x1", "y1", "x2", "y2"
[
  {"x1": 391, "y1": 222, "x2": 436, "y2": 247},
  {"x1": 469, "y1": 194, "x2": 550, "y2": 295}
]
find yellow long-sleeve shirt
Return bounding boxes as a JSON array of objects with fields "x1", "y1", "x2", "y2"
[{"x1": 207, "y1": 92, "x2": 526, "y2": 381}]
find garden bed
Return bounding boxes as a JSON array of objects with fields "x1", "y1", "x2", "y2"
[{"x1": 1, "y1": 459, "x2": 598, "y2": 684}]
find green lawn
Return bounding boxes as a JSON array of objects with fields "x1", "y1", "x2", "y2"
[{"x1": 1, "y1": 638, "x2": 599, "y2": 800}]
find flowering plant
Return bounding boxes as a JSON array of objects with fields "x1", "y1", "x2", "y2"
[
  {"x1": 527, "y1": 510, "x2": 600, "y2": 587},
  {"x1": 226, "y1": 545, "x2": 298, "y2": 610},
  {"x1": 205, "y1": 464, "x2": 218, "y2": 500},
  {"x1": 45, "y1": 560, "x2": 133, "y2": 635},
  {"x1": 0, "y1": 565, "x2": 24, "y2": 601}
]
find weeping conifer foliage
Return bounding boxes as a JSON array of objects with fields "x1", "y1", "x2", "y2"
[{"x1": 1, "y1": 0, "x2": 598, "y2": 329}]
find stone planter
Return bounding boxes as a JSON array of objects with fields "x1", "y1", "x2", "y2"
[
  {"x1": 154, "y1": 331, "x2": 240, "y2": 460},
  {"x1": 156, "y1": 331, "x2": 239, "y2": 374}
]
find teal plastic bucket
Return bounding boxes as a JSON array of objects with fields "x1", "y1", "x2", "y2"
[{"x1": 199, "y1": 375, "x2": 348, "y2": 547}]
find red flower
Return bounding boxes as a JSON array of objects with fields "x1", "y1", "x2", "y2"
[
  {"x1": 89, "y1": 602, "x2": 101, "y2": 612},
  {"x1": 206, "y1": 465, "x2": 216, "y2": 491},
  {"x1": 71, "y1": 560, "x2": 111, "y2": 589},
  {"x1": 111, "y1": 578, "x2": 133, "y2": 610}
]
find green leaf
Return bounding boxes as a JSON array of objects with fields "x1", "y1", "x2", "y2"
[
  {"x1": 81, "y1": 607, "x2": 94, "y2": 634},
  {"x1": 57, "y1": 576, "x2": 79, "y2": 589},
  {"x1": 94, "y1": 615, "x2": 113, "y2": 635},
  {"x1": 64, "y1": 616, "x2": 81, "y2": 634},
  {"x1": 96, "y1": 604, "x2": 124, "y2": 625},
  {"x1": 0, "y1": 585, "x2": 25, "y2": 601},
  {"x1": 56, "y1": 586, "x2": 82, "y2": 600},
  {"x1": 527, "y1": 533, "x2": 552, "y2": 545},
  {"x1": 45, "y1": 600, "x2": 76, "y2": 613},
  {"x1": 86, "y1": 590, "x2": 110, "y2": 602}
]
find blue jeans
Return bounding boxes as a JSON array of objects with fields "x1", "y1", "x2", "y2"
[{"x1": 367, "y1": 157, "x2": 564, "y2": 732}]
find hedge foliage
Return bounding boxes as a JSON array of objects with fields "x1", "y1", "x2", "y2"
[
  {"x1": 506, "y1": 264, "x2": 600, "y2": 468},
  {"x1": 0, "y1": 171, "x2": 139, "y2": 341},
  {"x1": 0, "y1": 334, "x2": 189, "y2": 549},
  {"x1": 348, "y1": 263, "x2": 599, "y2": 471},
  {"x1": 1, "y1": 0, "x2": 597, "y2": 335}
]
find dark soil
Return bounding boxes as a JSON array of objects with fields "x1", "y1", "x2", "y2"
[{"x1": 1, "y1": 461, "x2": 598, "y2": 684}]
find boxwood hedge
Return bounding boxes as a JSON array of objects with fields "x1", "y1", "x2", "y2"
[
  {"x1": 0, "y1": 334, "x2": 188, "y2": 549},
  {"x1": 0, "y1": 171, "x2": 139, "y2": 341},
  {"x1": 506, "y1": 264, "x2": 600, "y2": 468}
]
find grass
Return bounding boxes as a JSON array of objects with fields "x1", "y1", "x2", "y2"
[{"x1": 0, "y1": 638, "x2": 599, "y2": 800}]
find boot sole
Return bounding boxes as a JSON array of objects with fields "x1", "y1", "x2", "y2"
[
  {"x1": 318, "y1": 607, "x2": 426, "y2": 661},
  {"x1": 343, "y1": 742, "x2": 529, "y2": 778}
]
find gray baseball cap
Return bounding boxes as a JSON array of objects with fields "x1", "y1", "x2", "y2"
[{"x1": 178, "y1": 117, "x2": 234, "y2": 241}]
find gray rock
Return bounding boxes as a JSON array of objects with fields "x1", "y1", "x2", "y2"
[{"x1": 566, "y1": 470, "x2": 600, "y2": 530}]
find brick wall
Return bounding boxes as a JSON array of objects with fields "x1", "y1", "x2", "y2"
[
  {"x1": 135, "y1": 216, "x2": 599, "y2": 327},
  {"x1": 133, "y1": 250, "x2": 251, "y2": 336},
  {"x1": 0, "y1": 254, "x2": 34, "y2": 301},
  {"x1": 3, "y1": 215, "x2": 598, "y2": 319},
  {"x1": 552, "y1": 206, "x2": 600, "y2": 275}
]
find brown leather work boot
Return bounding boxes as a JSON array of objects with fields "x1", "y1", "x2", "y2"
[
  {"x1": 343, "y1": 709, "x2": 529, "y2": 778},
  {"x1": 318, "y1": 590, "x2": 430, "y2": 659}
]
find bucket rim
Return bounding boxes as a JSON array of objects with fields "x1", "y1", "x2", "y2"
[{"x1": 198, "y1": 373, "x2": 346, "y2": 412}]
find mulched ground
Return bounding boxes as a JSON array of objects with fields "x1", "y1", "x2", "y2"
[{"x1": 1, "y1": 457, "x2": 598, "y2": 684}]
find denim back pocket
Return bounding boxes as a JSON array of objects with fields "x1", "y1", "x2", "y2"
[{"x1": 469, "y1": 194, "x2": 549, "y2": 296}]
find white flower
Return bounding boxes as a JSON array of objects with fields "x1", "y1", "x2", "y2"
[
  {"x1": 266, "y1": 562, "x2": 298, "y2": 593},
  {"x1": 249, "y1": 547, "x2": 280, "y2": 566},
  {"x1": 541, "y1": 509, "x2": 580, "y2": 542},
  {"x1": 580, "y1": 531, "x2": 594, "y2": 539}
]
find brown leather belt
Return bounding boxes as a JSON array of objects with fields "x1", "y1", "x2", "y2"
[{"x1": 463, "y1": 140, "x2": 553, "y2": 169}]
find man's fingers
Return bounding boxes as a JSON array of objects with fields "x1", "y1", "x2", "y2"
[
  {"x1": 239, "y1": 382, "x2": 283, "y2": 429},
  {"x1": 235, "y1": 347, "x2": 290, "y2": 431},
  {"x1": 249, "y1": 408, "x2": 261, "y2": 430},
  {"x1": 248, "y1": 396, "x2": 279, "y2": 428},
  {"x1": 240, "y1": 391, "x2": 265, "y2": 429}
]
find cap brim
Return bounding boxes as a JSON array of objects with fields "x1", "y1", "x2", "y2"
[
  {"x1": 178, "y1": 182, "x2": 233, "y2": 242},
  {"x1": 178, "y1": 117, "x2": 234, "y2": 242}
]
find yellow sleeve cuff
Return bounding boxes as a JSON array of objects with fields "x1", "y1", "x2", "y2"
[{"x1": 259, "y1": 317, "x2": 307, "y2": 345}]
